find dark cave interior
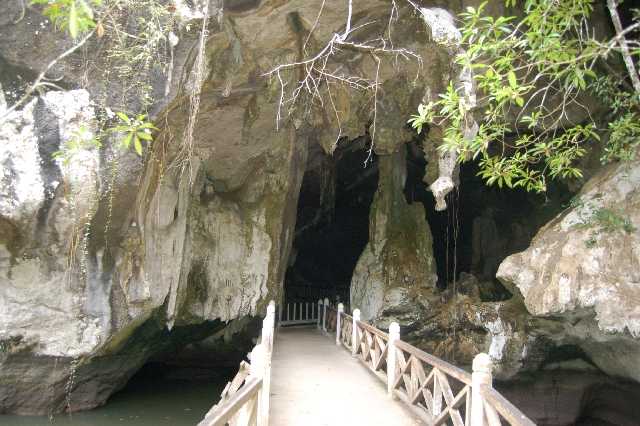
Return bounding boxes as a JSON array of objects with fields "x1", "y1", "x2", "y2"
[{"x1": 284, "y1": 136, "x2": 571, "y2": 306}]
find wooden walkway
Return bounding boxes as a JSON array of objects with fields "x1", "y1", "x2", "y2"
[
  {"x1": 198, "y1": 300, "x2": 536, "y2": 426},
  {"x1": 270, "y1": 326, "x2": 421, "y2": 426}
]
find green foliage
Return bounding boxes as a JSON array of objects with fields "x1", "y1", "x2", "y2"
[
  {"x1": 408, "y1": 104, "x2": 430, "y2": 134},
  {"x1": 571, "y1": 195, "x2": 636, "y2": 247},
  {"x1": 602, "y1": 113, "x2": 640, "y2": 163},
  {"x1": 31, "y1": 0, "x2": 176, "y2": 111},
  {"x1": 590, "y1": 76, "x2": 640, "y2": 163},
  {"x1": 104, "y1": 0, "x2": 176, "y2": 110},
  {"x1": 52, "y1": 125, "x2": 101, "y2": 165},
  {"x1": 109, "y1": 112, "x2": 158, "y2": 156},
  {"x1": 409, "y1": 0, "x2": 640, "y2": 192},
  {"x1": 31, "y1": 0, "x2": 101, "y2": 38},
  {"x1": 51, "y1": 113, "x2": 157, "y2": 165},
  {"x1": 591, "y1": 207, "x2": 637, "y2": 234}
]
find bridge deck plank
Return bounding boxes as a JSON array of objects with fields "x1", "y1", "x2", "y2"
[{"x1": 270, "y1": 327, "x2": 422, "y2": 426}]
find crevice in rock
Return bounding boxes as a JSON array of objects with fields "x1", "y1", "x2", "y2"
[
  {"x1": 0, "y1": 55, "x2": 39, "y2": 109},
  {"x1": 223, "y1": 0, "x2": 262, "y2": 14},
  {"x1": 284, "y1": 137, "x2": 377, "y2": 305},
  {"x1": 33, "y1": 96, "x2": 63, "y2": 236}
]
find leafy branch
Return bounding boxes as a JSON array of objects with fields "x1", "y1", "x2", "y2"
[
  {"x1": 30, "y1": 0, "x2": 101, "y2": 38},
  {"x1": 408, "y1": 0, "x2": 640, "y2": 192},
  {"x1": 110, "y1": 112, "x2": 158, "y2": 156}
]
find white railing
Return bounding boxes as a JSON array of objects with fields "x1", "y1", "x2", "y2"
[
  {"x1": 199, "y1": 301, "x2": 275, "y2": 426},
  {"x1": 318, "y1": 298, "x2": 536, "y2": 426},
  {"x1": 278, "y1": 300, "x2": 319, "y2": 326}
]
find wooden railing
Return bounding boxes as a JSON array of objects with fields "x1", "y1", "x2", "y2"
[
  {"x1": 199, "y1": 301, "x2": 275, "y2": 426},
  {"x1": 278, "y1": 300, "x2": 319, "y2": 326},
  {"x1": 318, "y1": 299, "x2": 536, "y2": 426},
  {"x1": 200, "y1": 298, "x2": 535, "y2": 426},
  {"x1": 285, "y1": 283, "x2": 349, "y2": 307}
]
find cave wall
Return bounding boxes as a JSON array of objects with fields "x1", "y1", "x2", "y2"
[
  {"x1": 0, "y1": 0, "x2": 477, "y2": 415},
  {"x1": 1, "y1": 0, "x2": 638, "y2": 422}
]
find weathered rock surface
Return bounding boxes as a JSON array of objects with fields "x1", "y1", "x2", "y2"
[
  {"x1": 498, "y1": 155, "x2": 640, "y2": 382},
  {"x1": 1, "y1": 0, "x2": 637, "y2": 420},
  {"x1": 0, "y1": 0, "x2": 474, "y2": 415},
  {"x1": 351, "y1": 149, "x2": 438, "y2": 326},
  {"x1": 1, "y1": 90, "x2": 101, "y2": 360}
]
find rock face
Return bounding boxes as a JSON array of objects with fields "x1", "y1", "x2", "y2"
[
  {"x1": 0, "y1": 0, "x2": 476, "y2": 415},
  {"x1": 0, "y1": 90, "x2": 101, "y2": 359},
  {"x1": 351, "y1": 149, "x2": 438, "y2": 325},
  {"x1": 498, "y1": 156, "x2": 640, "y2": 382},
  {"x1": 0, "y1": 90, "x2": 123, "y2": 414},
  {"x1": 0, "y1": 0, "x2": 308, "y2": 414},
  {"x1": 1, "y1": 0, "x2": 637, "y2": 420}
]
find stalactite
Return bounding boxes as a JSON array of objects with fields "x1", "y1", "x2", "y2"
[{"x1": 419, "y1": 8, "x2": 478, "y2": 211}]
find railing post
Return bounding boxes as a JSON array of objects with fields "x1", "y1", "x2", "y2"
[
  {"x1": 258, "y1": 301, "x2": 275, "y2": 426},
  {"x1": 236, "y1": 344, "x2": 266, "y2": 425},
  {"x1": 317, "y1": 299, "x2": 322, "y2": 329},
  {"x1": 263, "y1": 300, "x2": 275, "y2": 350},
  {"x1": 387, "y1": 322, "x2": 400, "y2": 399},
  {"x1": 322, "y1": 297, "x2": 329, "y2": 332},
  {"x1": 336, "y1": 303, "x2": 344, "y2": 345},
  {"x1": 471, "y1": 353, "x2": 492, "y2": 426},
  {"x1": 351, "y1": 309, "x2": 360, "y2": 357}
]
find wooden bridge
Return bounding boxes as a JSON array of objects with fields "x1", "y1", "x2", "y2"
[{"x1": 198, "y1": 300, "x2": 536, "y2": 426}]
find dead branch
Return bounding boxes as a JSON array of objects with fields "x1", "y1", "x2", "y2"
[
  {"x1": 263, "y1": 0, "x2": 424, "y2": 151},
  {"x1": 0, "y1": 29, "x2": 95, "y2": 124},
  {"x1": 606, "y1": 0, "x2": 640, "y2": 93}
]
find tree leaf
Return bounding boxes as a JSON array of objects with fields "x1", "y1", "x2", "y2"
[
  {"x1": 507, "y1": 71, "x2": 517, "y2": 89},
  {"x1": 79, "y1": 0, "x2": 93, "y2": 19},
  {"x1": 116, "y1": 112, "x2": 131, "y2": 124},
  {"x1": 134, "y1": 136, "x2": 143, "y2": 156},
  {"x1": 122, "y1": 131, "x2": 133, "y2": 148},
  {"x1": 137, "y1": 131, "x2": 152, "y2": 141}
]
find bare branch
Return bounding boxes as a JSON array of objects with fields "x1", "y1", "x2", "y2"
[
  {"x1": 606, "y1": 0, "x2": 640, "y2": 93},
  {"x1": 263, "y1": 0, "x2": 425, "y2": 155},
  {"x1": 0, "y1": 30, "x2": 95, "y2": 124}
]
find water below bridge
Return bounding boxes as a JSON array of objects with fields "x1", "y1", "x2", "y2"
[{"x1": 0, "y1": 366, "x2": 227, "y2": 426}]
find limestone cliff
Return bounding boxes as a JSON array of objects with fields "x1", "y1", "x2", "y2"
[
  {"x1": 497, "y1": 154, "x2": 640, "y2": 382},
  {"x1": 0, "y1": 0, "x2": 468, "y2": 415}
]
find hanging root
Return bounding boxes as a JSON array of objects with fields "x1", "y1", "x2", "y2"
[{"x1": 172, "y1": 0, "x2": 216, "y2": 185}]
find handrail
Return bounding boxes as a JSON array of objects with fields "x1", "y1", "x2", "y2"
[
  {"x1": 199, "y1": 301, "x2": 275, "y2": 426},
  {"x1": 394, "y1": 339, "x2": 472, "y2": 385},
  {"x1": 201, "y1": 297, "x2": 535, "y2": 426},
  {"x1": 279, "y1": 301, "x2": 318, "y2": 326},
  {"x1": 316, "y1": 297, "x2": 536, "y2": 426},
  {"x1": 200, "y1": 378, "x2": 263, "y2": 426},
  {"x1": 356, "y1": 319, "x2": 389, "y2": 340}
]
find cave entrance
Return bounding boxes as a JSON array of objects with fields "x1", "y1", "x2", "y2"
[
  {"x1": 286, "y1": 136, "x2": 566, "y2": 308},
  {"x1": 405, "y1": 145, "x2": 572, "y2": 298},
  {"x1": 407, "y1": 150, "x2": 563, "y2": 297},
  {"x1": 285, "y1": 138, "x2": 378, "y2": 308}
]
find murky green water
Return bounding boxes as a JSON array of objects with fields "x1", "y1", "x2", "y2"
[{"x1": 0, "y1": 368, "x2": 226, "y2": 426}]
